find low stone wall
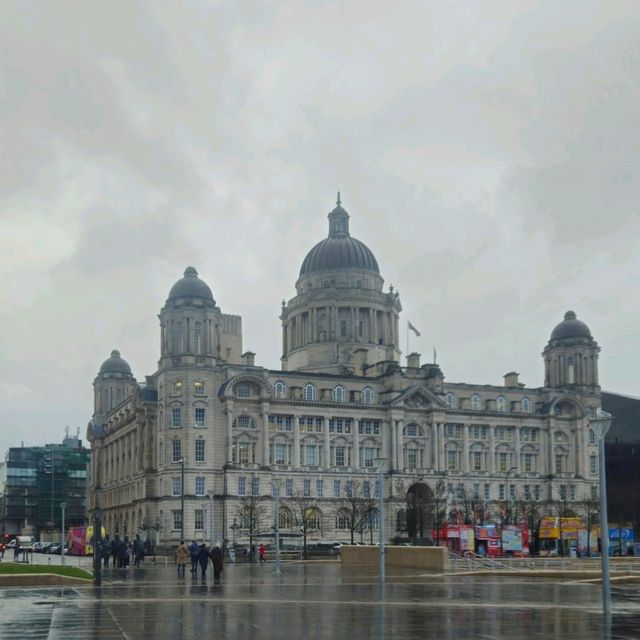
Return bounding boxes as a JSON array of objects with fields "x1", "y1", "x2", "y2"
[{"x1": 341, "y1": 545, "x2": 449, "y2": 572}]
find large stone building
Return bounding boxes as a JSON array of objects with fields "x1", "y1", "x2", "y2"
[{"x1": 87, "y1": 196, "x2": 604, "y2": 547}]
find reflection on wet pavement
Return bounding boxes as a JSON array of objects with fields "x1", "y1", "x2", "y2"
[{"x1": 0, "y1": 563, "x2": 639, "y2": 639}]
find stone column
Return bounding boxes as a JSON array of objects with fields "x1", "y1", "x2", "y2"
[
  {"x1": 293, "y1": 416, "x2": 301, "y2": 469},
  {"x1": 324, "y1": 416, "x2": 331, "y2": 468},
  {"x1": 396, "y1": 419, "x2": 404, "y2": 470},
  {"x1": 489, "y1": 425, "x2": 496, "y2": 474},
  {"x1": 372, "y1": 309, "x2": 378, "y2": 344},
  {"x1": 462, "y1": 424, "x2": 470, "y2": 472},
  {"x1": 226, "y1": 404, "x2": 234, "y2": 463},
  {"x1": 514, "y1": 426, "x2": 521, "y2": 472},
  {"x1": 262, "y1": 406, "x2": 270, "y2": 466},
  {"x1": 438, "y1": 423, "x2": 445, "y2": 471},
  {"x1": 432, "y1": 423, "x2": 439, "y2": 471},
  {"x1": 390, "y1": 419, "x2": 397, "y2": 472},
  {"x1": 353, "y1": 420, "x2": 360, "y2": 469}
]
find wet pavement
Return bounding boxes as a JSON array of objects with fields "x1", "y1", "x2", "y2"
[{"x1": 1, "y1": 560, "x2": 639, "y2": 639}]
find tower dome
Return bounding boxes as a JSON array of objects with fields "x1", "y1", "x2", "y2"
[
  {"x1": 299, "y1": 194, "x2": 380, "y2": 276},
  {"x1": 167, "y1": 267, "x2": 215, "y2": 303},
  {"x1": 550, "y1": 310, "x2": 592, "y2": 342},
  {"x1": 98, "y1": 349, "x2": 132, "y2": 376}
]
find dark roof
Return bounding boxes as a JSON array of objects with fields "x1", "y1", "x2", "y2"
[
  {"x1": 168, "y1": 266, "x2": 215, "y2": 302},
  {"x1": 99, "y1": 350, "x2": 132, "y2": 375},
  {"x1": 300, "y1": 236, "x2": 379, "y2": 276},
  {"x1": 550, "y1": 310, "x2": 592, "y2": 341}
]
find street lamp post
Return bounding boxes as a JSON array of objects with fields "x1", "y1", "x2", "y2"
[
  {"x1": 207, "y1": 492, "x2": 215, "y2": 547},
  {"x1": 591, "y1": 409, "x2": 613, "y2": 616},
  {"x1": 172, "y1": 458, "x2": 185, "y2": 542},
  {"x1": 375, "y1": 458, "x2": 388, "y2": 583},
  {"x1": 60, "y1": 502, "x2": 67, "y2": 566},
  {"x1": 272, "y1": 479, "x2": 281, "y2": 576}
]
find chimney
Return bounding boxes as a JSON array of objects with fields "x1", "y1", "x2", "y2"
[
  {"x1": 504, "y1": 371, "x2": 519, "y2": 387},
  {"x1": 242, "y1": 351, "x2": 256, "y2": 366},
  {"x1": 407, "y1": 352, "x2": 421, "y2": 368}
]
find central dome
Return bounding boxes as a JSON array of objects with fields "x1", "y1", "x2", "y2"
[
  {"x1": 99, "y1": 350, "x2": 132, "y2": 376},
  {"x1": 168, "y1": 266, "x2": 215, "y2": 303},
  {"x1": 550, "y1": 310, "x2": 592, "y2": 341},
  {"x1": 299, "y1": 195, "x2": 380, "y2": 276}
]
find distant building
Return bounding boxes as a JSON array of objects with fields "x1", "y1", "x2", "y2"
[
  {"x1": 87, "y1": 196, "x2": 605, "y2": 547},
  {"x1": 0, "y1": 433, "x2": 90, "y2": 537}
]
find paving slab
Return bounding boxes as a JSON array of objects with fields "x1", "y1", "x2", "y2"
[{"x1": 0, "y1": 561, "x2": 638, "y2": 639}]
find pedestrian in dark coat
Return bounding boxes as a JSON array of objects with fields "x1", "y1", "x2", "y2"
[
  {"x1": 133, "y1": 534, "x2": 144, "y2": 568},
  {"x1": 102, "y1": 535, "x2": 112, "y2": 568},
  {"x1": 197, "y1": 544, "x2": 210, "y2": 579},
  {"x1": 189, "y1": 540, "x2": 199, "y2": 574},
  {"x1": 211, "y1": 545, "x2": 223, "y2": 583}
]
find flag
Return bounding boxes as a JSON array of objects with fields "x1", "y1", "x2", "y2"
[{"x1": 407, "y1": 321, "x2": 421, "y2": 337}]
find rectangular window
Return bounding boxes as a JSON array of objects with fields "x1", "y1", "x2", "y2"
[
  {"x1": 346, "y1": 480, "x2": 353, "y2": 497},
  {"x1": 340, "y1": 320, "x2": 347, "y2": 336},
  {"x1": 375, "y1": 479, "x2": 380, "y2": 498},
  {"x1": 285, "y1": 478, "x2": 293, "y2": 497},
  {"x1": 252, "y1": 476, "x2": 259, "y2": 496},
  {"x1": 237, "y1": 477, "x2": 246, "y2": 496},
  {"x1": 484, "y1": 484, "x2": 490, "y2": 500},
  {"x1": 194, "y1": 407, "x2": 205, "y2": 427},
  {"x1": 335, "y1": 446, "x2": 345, "y2": 467},
  {"x1": 534, "y1": 485, "x2": 540, "y2": 501},
  {"x1": 172, "y1": 440, "x2": 182, "y2": 463},
  {"x1": 303, "y1": 479, "x2": 311, "y2": 497},
  {"x1": 194, "y1": 381, "x2": 205, "y2": 396},
  {"x1": 358, "y1": 320, "x2": 363, "y2": 337},
  {"x1": 195, "y1": 509, "x2": 204, "y2": 530},
  {"x1": 446, "y1": 450, "x2": 457, "y2": 471},
  {"x1": 316, "y1": 479, "x2": 323, "y2": 497},
  {"x1": 472, "y1": 483, "x2": 479, "y2": 499},
  {"x1": 195, "y1": 476, "x2": 205, "y2": 496},
  {"x1": 172, "y1": 407, "x2": 182, "y2": 428},
  {"x1": 524, "y1": 453, "x2": 533, "y2": 472},
  {"x1": 195, "y1": 440, "x2": 205, "y2": 463},
  {"x1": 499, "y1": 484, "x2": 505, "y2": 500},
  {"x1": 333, "y1": 479, "x2": 341, "y2": 498},
  {"x1": 269, "y1": 415, "x2": 293, "y2": 432},
  {"x1": 472, "y1": 451, "x2": 482, "y2": 471},
  {"x1": 172, "y1": 381, "x2": 182, "y2": 395},
  {"x1": 509, "y1": 484, "x2": 516, "y2": 500},
  {"x1": 358, "y1": 420, "x2": 380, "y2": 435},
  {"x1": 590, "y1": 455, "x2": 597, "y2": 474},
  {"x1": 172, "y1": 477, "x2": 182, "y2": 496},
  {"x1": 363, "y1": 480, "x2": 370, "y2": 497},
  {"x1": 560, "y1": 485, "x2": 567, "y2": 500},
  {"x1": 275, "y1": 444, "x2": 287, "y2": 465},
  {"x1": 497, "y1": 452, "x2": 508, "y2": 472},
  {"x1": 445, "y1": 424, "x2": 461, "y2": 438},
  {"x1": 306, "y1": 445, "x2": 316, "y2": 466},
  {"x1": 172, "y1": 510, "x2": 182, "y2": 530},
  {"x1": 555, "y1": 454, "x2": 563, "y2": 474},
  {"x1": 569, "y1": 485, "x2": 576, "y2": 501},
  {"x1": 524, "y1": 484, "x2": 530, "y2": 500},
  {"x1": 362, "y1": 447, "x2": 376, "y2": 468},
  {"x1": 591, "y1": 484, "x2": 597, "y2": 500},
  {"x1": 407, "y1": 449, "x2": 417, "y2": 469}
]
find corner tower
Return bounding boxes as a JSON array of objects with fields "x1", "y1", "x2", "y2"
[
  {"x1": 281, "y1": 194, "x2": 402, "y2": 374},
  {"x1": 543, "y1": 310, "x2": 600, "y2": 394}
]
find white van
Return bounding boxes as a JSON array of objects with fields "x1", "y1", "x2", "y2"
[{"x1": 7, "y1": 536, "x2": 34, "y2": 550}]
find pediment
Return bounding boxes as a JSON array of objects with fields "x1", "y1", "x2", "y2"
[{"x1": 389, "y1": 385, "x2": 448, "y2": 409}]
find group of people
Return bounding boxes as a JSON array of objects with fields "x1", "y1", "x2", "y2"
[
  {"x1": 102, "y1": 533, "x2": 148, "y2": 569},
  {"x1": 175, "y1": 540, "x2": 223, "y2": 582}
]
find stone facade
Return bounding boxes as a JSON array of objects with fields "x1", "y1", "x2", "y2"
[{"x1": 87, "y1": 197, "x2": 603, "y2": 547}]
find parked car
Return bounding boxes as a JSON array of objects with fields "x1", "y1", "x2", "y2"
[
  {"x1": 47, "y1": 543, "x2": 63, "y2": 554},
  {"x1": 32, "y1": 542, "x2": 48, "y2": 553}
]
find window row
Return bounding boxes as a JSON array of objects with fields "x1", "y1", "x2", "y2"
[
  {"x1": 445, "y1": 424, "x2": 539, "y2": 442},
  {"x1": 241, "y1": 415, "x2": 381, "y2": 435},
  {"x1": 236, "y1": 476, "x2": 380, "y2": 499},
  {"x1": 169, "y1": 475, "x2": 209, "y2": 497},
  {"x1": 163, "y1": 439, "x2": 207, "y2": 464},
  {"x1": 170, "y1": 407, "x2": 206, "y2": 428},
  {"x1": 169, "y1": 380, "x2": 206, "y2": 397},
  {"x1": 445, "y1": 393, "x2": 532, "y2": 414},
  {"x1": 274, "y1": 382, "x2": 375, "y2": 404}
]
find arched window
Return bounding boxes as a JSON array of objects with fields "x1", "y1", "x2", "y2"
[
  {"x1": 194, "y1": 322, "x2": 202, "y2": 354},
  {"x1": 279, "y1": 508, "x2": 294, "y2": 530},
  {"x1": 588, "y1": 429, "x2": 596, "y2": 445},
  {"x1": 445, "y1": 393, "x2": 456, "y2": 408},
  {"x1": 522, "y1": 398, "x2": 531, "y2": 414},
  {"x1": 496, "y1": 397, "x2": 506, "y2": 412},
  {"x1": 273, "y1": 381, "x2": 286, "y2": 399},
  {"x1": 471, "y1": 394, "x2": 481, "y2": 411},
  {"x1": 333, "y1": 385, "x2": 345, "y2": 402},
  {"x1": 304, "y1": 383, "x2": 316, "y2": 401},
  {"x1": 363, "y1": 387, "x2": 374, "y2": 404}
]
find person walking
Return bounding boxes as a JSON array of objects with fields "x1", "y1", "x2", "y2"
[
  {"x1": 133, "y1": 534, "x2": 144, "y2": 568},
  {"x1": 102, "y1": 535, "x2": 112, "y2": 568},
  {"x1": 211, "y1": 545, "x2": 223, "y2": 584},
  {"x1": 197, "y1": 544, "x2": 210, "y2": 579},
  {"x1": 259, "y1": 543, "x2": 266, "y2": 564},
  {"x1": 175, "y1": 541, "x2": 188, "y2": 578},
  {"x1": 112, "y1": 535, "x2": 120, "y2": 567},
  {"x1": 188, "y1": 540, "x2": 199, "y2": 574}
]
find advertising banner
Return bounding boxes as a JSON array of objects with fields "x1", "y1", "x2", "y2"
[
  {"x1": 460, "y1": 526, "x2": 475, "y2": 551},
  {"x1": 502, "y1": 526, "x2": 522, "y2": 552}
]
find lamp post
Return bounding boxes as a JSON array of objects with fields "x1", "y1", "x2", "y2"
[
  {"x1": 272, "y1": 479, "x2": 281, "y2": 576},
  {"x1": 500, "y1": 466, "x2": 517, "y2": 555},
  {"x1": 60, "y1": 502, "x2": 67, "y2": 566},
  {"x1": 591, "y1": 409, "x2": 613, "y2": 616},
  {"x1": 375, "y1": 458, "x2": 387, "y2": 582},
  {"x1": 207, "y1": 492, "x2": 215, "y2": 547}
]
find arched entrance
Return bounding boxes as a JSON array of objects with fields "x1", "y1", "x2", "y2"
[{"x1": 404, "y1": 482, "x2": 435, "y2": 544}]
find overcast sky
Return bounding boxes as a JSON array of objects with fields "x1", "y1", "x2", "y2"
[{"x1": 1, "y1": 1, "x2": 638, "y2": 454}]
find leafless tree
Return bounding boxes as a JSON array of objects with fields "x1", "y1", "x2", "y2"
[
  {"x1": 236, "y1": 491, "x2": 267, "y2": 562},
  {"x1": 287, "y1": 491, "x2": 321, "y2": 559}
]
